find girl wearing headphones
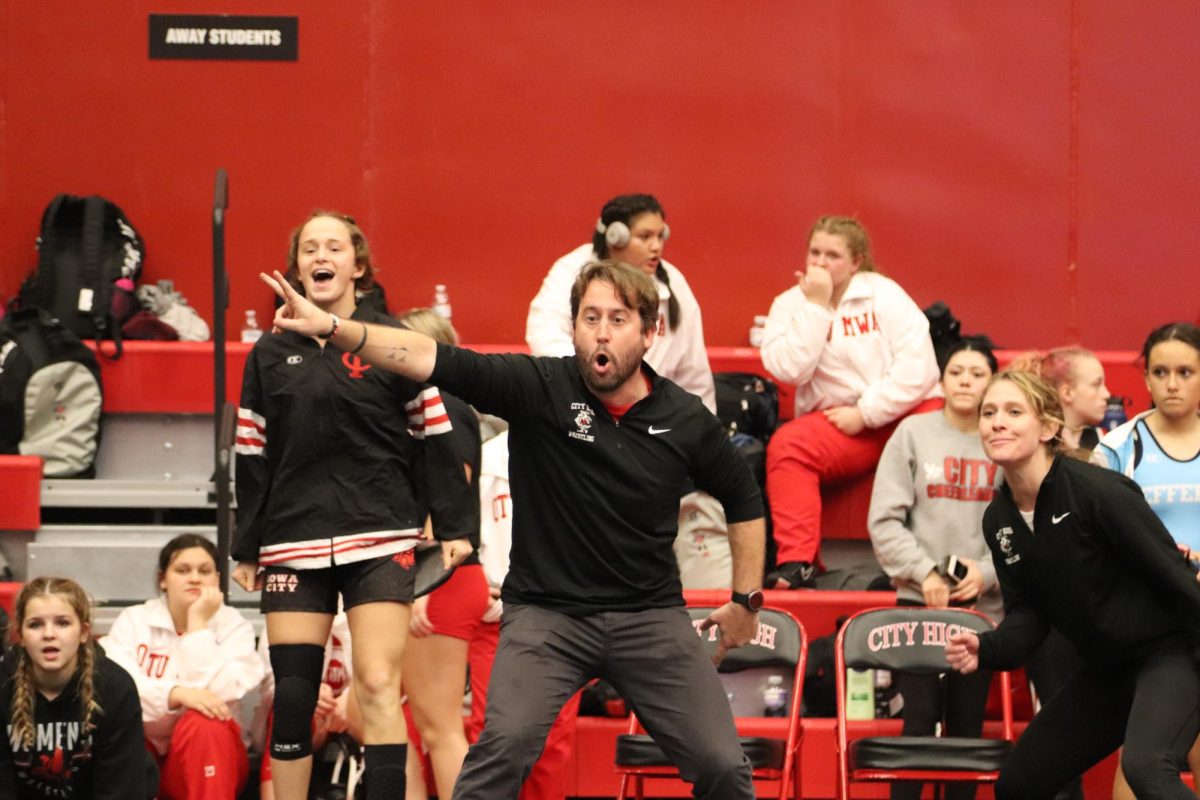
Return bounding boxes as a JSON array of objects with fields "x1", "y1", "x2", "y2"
[{"x1": 525, "y1": 193, "x2": 716, "y2": 412}]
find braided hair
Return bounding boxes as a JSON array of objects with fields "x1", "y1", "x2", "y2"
[{"x1": 8, "y1": 577, "x2": 100, "y2": 749}]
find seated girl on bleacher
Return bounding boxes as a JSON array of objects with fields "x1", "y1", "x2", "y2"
[
  {"x1": 761, "y1": 215, "x2": 941, "y2": 588},
  {"x1": 1009, "y1": 346, "x2": 1110, "y2": 451},
  {"x1": 104, "y1": 534, "x2": 263, "y2": 800},
  {"x1": 867, "y1": 339, "x2": 1002, "y2": 800},
  {"x1": 1, "y1": 576, "x2": 153, "y2": 799}
]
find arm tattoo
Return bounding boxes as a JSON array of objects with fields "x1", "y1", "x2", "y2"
[{"x1": 384, "y1": 346, "x2": 411, "y2": 363}]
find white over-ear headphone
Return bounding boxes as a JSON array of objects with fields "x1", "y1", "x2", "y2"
[{"x1": 595, "y1": 218, "x2": 670, "y2": 250}]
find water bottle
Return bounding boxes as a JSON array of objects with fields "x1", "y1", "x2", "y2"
[
  {"x1": 241, "y1": 309, "x2": 263, "y2": 343},
  {"x1": 1101, "y1": 396, "x2": 1128, "y2": 432},
  {"x1": 762, "y1": 675, "x2": 789, "y2": 717},
  {"x1": 433, "y1": 284, "x2": 452, "y2": 320},
  {"x1": 845, "y1": 668, "x2": 875, "y2": 720},
  {"x1": 748, "y1": 315, "x2": 768, "y2": 347}
]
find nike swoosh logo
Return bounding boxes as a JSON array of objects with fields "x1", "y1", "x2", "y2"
[
  {"x1": 1051, "y1": 512, "x2": 1070, "y2": 524},
  {"x1": 648, "y1": 425, "x2": 671, "y2": 435}
]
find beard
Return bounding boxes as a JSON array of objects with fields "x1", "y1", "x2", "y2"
[{"x1": 576, "y1": 343, "x2": 645, "y2": 395}]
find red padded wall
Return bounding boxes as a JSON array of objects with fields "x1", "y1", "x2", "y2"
[{"x1": 2, "y1": 2, "x2": 1197, "y2": 351}]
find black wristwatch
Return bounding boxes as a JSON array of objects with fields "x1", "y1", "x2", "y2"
[{"x1": 731, "y1": 589, "x2": 764, "y2": 612}]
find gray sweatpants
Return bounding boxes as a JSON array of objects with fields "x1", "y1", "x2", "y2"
[{"x1": 451, "y1": 603, "x2": 754, "y2": 800}]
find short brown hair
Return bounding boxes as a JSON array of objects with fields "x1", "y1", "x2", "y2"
[
  {"x1": 570, "y1": 260, "x2": 659, "y2": 336},
  {"x1": 285, "y1": 210, "x2": 376, "y2": 295}
]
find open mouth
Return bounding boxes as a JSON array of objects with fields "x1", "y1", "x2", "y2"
[
  {"x1": 312, "y1": 268, "x2": 335, "y2": 286},
  {"x1": 41, "y1": 647, "x2": 61, "y2": 659}
]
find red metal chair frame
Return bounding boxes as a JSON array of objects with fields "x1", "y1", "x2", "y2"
[
  {"x1": 614, "y1": 604, "x2": 807, "y2": 800},
  {"x1": 835, "y1": 606, "x2": 1015, "y2": 800}
]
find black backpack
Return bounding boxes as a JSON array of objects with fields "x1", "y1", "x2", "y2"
[
  {"x1": 713, "y1": 372, "x2": 780, "y2": 489},
  {"x1": 714, "y1": 371, "x2": 779, "y2": 443},
  {"x1": 923, "y1": 301, "x2": 998, "y2": 373},
  {"x1": 0, "y1": 307, "x2": 104, "y2": 478},
  {"x1": 17, "y1": 195, "x2": 144, "y2": 356}
]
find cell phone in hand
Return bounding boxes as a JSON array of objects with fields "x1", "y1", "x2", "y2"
[{"x1": 941, "y1": 555, "x2": 969, "y2": 585}]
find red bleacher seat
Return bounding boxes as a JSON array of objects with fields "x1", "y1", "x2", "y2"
[{"x1": 0, "y1": 455, "x2": 42, "y2": 530}]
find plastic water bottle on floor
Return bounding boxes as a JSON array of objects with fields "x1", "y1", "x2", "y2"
[
  {"x1": 763, "y1": 675, "x2": 788, "y2": 717},
  {"x1": 241, "y1": 309, "x2": 263, "y2": 343}
]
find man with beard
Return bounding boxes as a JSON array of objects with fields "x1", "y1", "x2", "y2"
[{"x1": 260, "y1": 260, "x2": 766, "y2": 800}]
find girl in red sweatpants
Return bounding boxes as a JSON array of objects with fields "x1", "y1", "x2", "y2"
[{"x1": 760, "y1": 216, "x2": 940, "y2": 586}]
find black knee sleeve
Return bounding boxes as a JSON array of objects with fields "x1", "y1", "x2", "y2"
[{"x1": 269, "y1": 642, "x2": 325, "y2": 761}]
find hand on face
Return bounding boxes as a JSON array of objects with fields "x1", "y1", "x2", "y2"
[
  {"x1": 186, "y1": 586, "x2": 224, "y2": 630},
  {"x1": 797, "y1": 266, "x2": 834, "y2": 307},
  {"x1": 800, "y1": 231, "x2": 859, "y2": 307}
]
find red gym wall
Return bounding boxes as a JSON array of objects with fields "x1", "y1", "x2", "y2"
[{"x1": 2, "y1": 2, "x2": 1198, "y2": 351}]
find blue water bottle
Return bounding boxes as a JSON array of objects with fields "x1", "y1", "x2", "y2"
[{"x1": 1101, "y1": 396, "x2": 1128, "y2": 432}]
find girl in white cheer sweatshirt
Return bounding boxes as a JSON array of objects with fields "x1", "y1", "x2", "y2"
[
  {"x1": 761, "y1": 216, "x2": 939, "y2": 587},
  {"x1": 104, "y1": 535, "x2": 264, "y2": 800}
]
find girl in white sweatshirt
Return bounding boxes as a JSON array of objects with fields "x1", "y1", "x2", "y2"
[{"x1": 104, "y1": 535, "x2": 263, "y2": 800}]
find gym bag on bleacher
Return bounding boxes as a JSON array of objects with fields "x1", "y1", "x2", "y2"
[
  {"x1": 0, "y1": 307, "x2": 103, "y2": 478},
  {"x1": 17, "y1": 194, "x2": 144, "y2": 356}
]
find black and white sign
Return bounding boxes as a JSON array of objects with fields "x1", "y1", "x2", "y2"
[{"x1": 149, "y1": 14, "x2": 298, "y2": 61}]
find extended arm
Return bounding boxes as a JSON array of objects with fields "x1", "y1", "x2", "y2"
[
  {"x1": 701, "y1": 517, "x2": 766, "y2": 663},
  {"x1": 261, "y1": 270, "x2": 438, "y2": 380}
]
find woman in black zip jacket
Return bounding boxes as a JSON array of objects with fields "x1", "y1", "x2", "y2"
[{"x1": 946, "y1": 369, "x2": 1200, "y2": 800}]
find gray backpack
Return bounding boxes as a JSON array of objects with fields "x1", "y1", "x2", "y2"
[{"x1": 0, "y1": 307, "x2": 103, "y2": 477}]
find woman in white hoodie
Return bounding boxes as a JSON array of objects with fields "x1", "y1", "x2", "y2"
[
  {"x1": 761, "y1": 215, "x2": 940, "y2": 588},
  {"x1": 525, "y1": 192, "x2": 716, "y2": 412},
  {"x1": 104, "y1": 534, "x2": 264, "y2": 800}
]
